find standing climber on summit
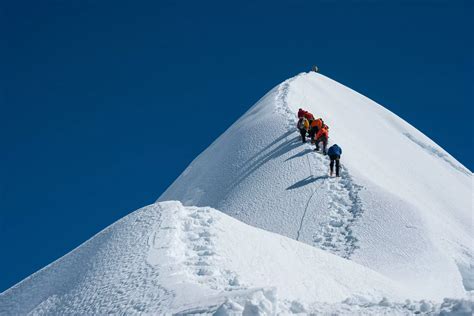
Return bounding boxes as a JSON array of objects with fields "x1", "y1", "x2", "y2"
[
  {"x1": 327, "y1": 144, "x2": 342, "y2": 177},
  {"x1": 297, "y1": 116, "x2": 309, "y2": 143},
  {"x1": 314, "y1": 124, "x2": 329, "y2": 154}
]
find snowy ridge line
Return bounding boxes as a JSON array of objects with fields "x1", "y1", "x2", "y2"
[
  {"x1": 277, "y1": 74, "x2": 323, "y2": 243},
  {"x1": 162, "y1": 202, "x2": 472, "y2": 315},
  {"x1": 277, "y1": 73, "x2": 365, "y2": 258},
  {"x1": 0, "y1": 203, "x2": 172, "y2": 314},
  {"x1": 2, "y1": 72, "x2": 473, "y2": 314},
  {"x1": 300, "y1": 148, "x2": 365, "y2": 259},
  {"x1": 2, "y1": 200, "x2": 472, "y2": 314},
  {"x1": 277, "y1": 75, "x2": 321, "y2": 243},
  {"x1": 222, "y1": 77, "x2": 301, "y2": 194},
  {"x1": 313, "y1": 166, "x2": 364, "y2": 258},
  {"x1": 159, "y1": 72, "x2": 472, "y2": 307},
  {"x1": 148, "y1": 203, "x2": 243, "y2": 294},
  {"x1": 178, "y1": 206, "x2": 242, "y2": 290},
  {"x1": 275, "y1": 74, "x2": 302, "y2": 126},
  {"x1": 403, "y1": 132, "x2": 471, "y2": 176},
  {"x1": 153, "y1": 201, "x2": 455, "y2": 314}
]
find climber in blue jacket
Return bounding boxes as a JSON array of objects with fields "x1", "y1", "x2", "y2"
[{"x1": 327, "y1": 144, "x2": 342, "y2": 177}]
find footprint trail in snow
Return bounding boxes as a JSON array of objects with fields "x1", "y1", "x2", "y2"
[
  {"x1": 277, "y1": 75, "x2": 365, "y2": 259},
  {"x1": 180, "y1": 207, "x2": 242, "y2": 290},
  {"x1": 311, "y1": 164, "x2": 364, "y2": 258}
]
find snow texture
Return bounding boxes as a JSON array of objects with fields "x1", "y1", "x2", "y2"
[
  {"x1": 1, "y1": 72, "x2": 472, "y2": 315},
  {"x1": 161, "y1": 72, "x2": 473, "y2": 301},
  {"x1": 2, "y1": 201, "x2": 472, "y2": 315}
]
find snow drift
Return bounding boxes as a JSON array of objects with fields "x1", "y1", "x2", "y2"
[{"x1": 1, "y1": 72, "x2": 472, "y2": 314}]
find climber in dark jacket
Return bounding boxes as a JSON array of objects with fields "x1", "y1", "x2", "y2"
[{"x1": 327, "y1": 144, "x2": 342, "y2": 177}]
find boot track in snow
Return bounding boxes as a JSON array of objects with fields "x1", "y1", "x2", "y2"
[{"x1": 276, "y1": 75, "x2": 365, "y2": 259}]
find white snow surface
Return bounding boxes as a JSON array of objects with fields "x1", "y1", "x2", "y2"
[
  {"x1": 2, "y1": 201, "x2": 472, "y2": 315},
  {"x1": 1, "y1": 72, "x2": 473, "y2": 314},
  {"x1": 161, "y1": 72, "x2": 473, "y2": 301}
]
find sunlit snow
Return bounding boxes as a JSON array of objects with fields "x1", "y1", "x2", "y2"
[{"x1": 1, "y1": 72, "x2": 472, "y2": 315}]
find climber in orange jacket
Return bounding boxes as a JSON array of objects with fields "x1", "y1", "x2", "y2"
[
  {"x1": 309, "y1": 118, "x2": 323, "y2": 143},
  {"x1": 314, "y1": 124, "x2": 329, "y2": 154}
]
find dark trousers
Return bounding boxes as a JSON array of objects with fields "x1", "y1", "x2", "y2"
[
  {"x1": 299, "y1": 129, "x2": 307, "y2": 143},
  {"x1": 308, "y1": 127, "x2": 319, "y2": 142},
  {"x1": 315, "y1": 136, "x2": 328, "y2": 154},
  {"x1": 329, "y1": 154, "x2": 340, "y2": 176}
]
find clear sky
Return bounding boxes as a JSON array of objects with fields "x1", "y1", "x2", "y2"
[{"x1": 1, "y1": 0, "x2": 472, "y2": 292}]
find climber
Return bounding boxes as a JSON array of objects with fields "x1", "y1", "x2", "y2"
[
  {"x1": 304, "y1": 111, "x2": 315, "y2": 121},
  {"x1": 297, "y1": 108, "x2": 307, "y2": 119},
  {"x1": 314, "y1": 124, "x2": 329, "y2": 154},
  {"x1": 327, "y1": 144, "x2": 342, "y2": 177},
  {"x1": 309, "y1": 118, "x2": 323, "y2": 143},
  {"x1": 296, "y1": 116, "x2": 309, "y2": 143}
]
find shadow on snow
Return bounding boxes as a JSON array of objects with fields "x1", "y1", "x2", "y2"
[
  {"x1": 286, "y1": 175, "x2": 329, "y2": 190},
  {"x1": 285, "y1": 148, "x2": 313, "y2": 161},
  {"x1": 229, "y1": 131, "x2": 303, "y2": 192}
]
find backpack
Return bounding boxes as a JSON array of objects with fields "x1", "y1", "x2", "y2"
[
  {"x1": 297, "y1": 118, "x2": 307, "y2": 130},
  {"x1": 304, "y1": 112, "x2": 315, "y2": 121}
]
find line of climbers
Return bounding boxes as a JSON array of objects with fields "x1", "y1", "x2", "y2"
[{"x1": 297, "y1": 108, "x2": 342, "y2": 177}]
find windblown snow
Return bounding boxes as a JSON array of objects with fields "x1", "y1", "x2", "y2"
[{"x1": 1, "y1": 72, "x2": 472, "y2": 315}]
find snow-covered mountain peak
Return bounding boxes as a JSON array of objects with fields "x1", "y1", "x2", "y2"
[
  {"x1": 1, "y1": 72, "x2": 472, "y2": 315},
  {"x1": 160, "y1": 71, "x2": 472, "y2": 298}
]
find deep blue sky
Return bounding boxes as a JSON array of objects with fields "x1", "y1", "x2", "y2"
[{"x1": 1, "y1": 0, "x2": 472, "y2": 291}]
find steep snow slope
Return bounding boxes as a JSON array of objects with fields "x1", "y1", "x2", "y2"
[
  {"x1": 2, "y1": 72, "x2": 472, "y2": 315},
  {"x1": 160, "y1": 72, "x2": 473, "y2": 300},
  {"x1": 0, "y1": 201, "x2": 425, "y2": 315}
]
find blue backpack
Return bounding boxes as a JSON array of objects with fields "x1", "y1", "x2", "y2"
[{"x1": 328, "y1": 144, "x2": 342, "y2": 156}]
